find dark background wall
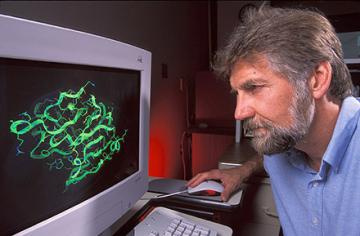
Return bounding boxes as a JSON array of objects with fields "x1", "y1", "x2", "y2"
[{"x1": 1, "y1": 1, "x2": 359, "y2": 180}]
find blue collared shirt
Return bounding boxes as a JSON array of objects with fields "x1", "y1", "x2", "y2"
[{"x1": 264, "y1": 96, "x2": 360, "y2": 236}]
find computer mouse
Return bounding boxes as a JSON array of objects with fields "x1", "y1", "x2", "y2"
[{"x1": 187, "y1": 180, "x2": 224, "y2": 196}]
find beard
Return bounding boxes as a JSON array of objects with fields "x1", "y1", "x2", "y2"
[{"x1": 243, "y1": 88, "x2": 315, "y2": 155}]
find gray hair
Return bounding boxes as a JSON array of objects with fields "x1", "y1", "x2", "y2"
[{"x1": 213, "y1": 5, "x2": 353, "y2": 101}]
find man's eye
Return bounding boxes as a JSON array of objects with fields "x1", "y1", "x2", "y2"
[{"x1": 244, "y1": 84, "x2": 262, "y2": 91}]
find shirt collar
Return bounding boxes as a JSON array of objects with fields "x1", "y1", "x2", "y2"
[{"x1": 322, "y1": 96, "x2": 360, "y2": 173}]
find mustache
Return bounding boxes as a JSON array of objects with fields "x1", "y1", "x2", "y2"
[{"x1": 243, "y1": 117, "x2": 272, "y2": 130}]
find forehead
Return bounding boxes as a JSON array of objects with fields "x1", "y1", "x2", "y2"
[{"x1": 229, "y1": 56, "x2": 287, "y2": 87}]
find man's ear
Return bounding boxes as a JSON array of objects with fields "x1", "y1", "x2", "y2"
[{"x1": 309, "y1": 61, "x2": 332, "y2": 99}]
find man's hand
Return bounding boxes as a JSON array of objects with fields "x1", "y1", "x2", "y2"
[
  {"x1": 187, "y1": 158, "x2": 263, "y2": 201},
  {"x1": 186, "y1": 166, "x2": 251, "y2": 201}
]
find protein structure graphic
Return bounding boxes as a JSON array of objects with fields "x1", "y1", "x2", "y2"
[{"x1": 9, "y1": 81, "x2": 127, "y2": 187}]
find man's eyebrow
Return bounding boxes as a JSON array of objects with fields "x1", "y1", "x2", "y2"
[{"x1": 238, "y1": 78, "x2": 267, "y2": 90}]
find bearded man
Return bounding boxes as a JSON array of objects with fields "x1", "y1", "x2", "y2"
[{"x1": 188, "y1": 5, "x2": 360, "y2": 236}]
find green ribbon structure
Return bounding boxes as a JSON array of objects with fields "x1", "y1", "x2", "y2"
[{"x1": 9, "y1": 81, "x2": 127, "y2": 187}]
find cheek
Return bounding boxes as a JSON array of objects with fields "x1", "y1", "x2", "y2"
[{"x1": 256, "y1": 89, "x2": 294, "y2": 124}]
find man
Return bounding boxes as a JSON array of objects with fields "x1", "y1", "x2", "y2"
[{"x1": 188, "y1": 5, "x2": 360, "y2": 236}]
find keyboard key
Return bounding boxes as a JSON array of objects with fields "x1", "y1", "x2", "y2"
[
  {"x1": 167, "y1": 226, "x2": 176, "y2": 233},
  {"x1": 195, "y1": 226, "x2": 210, "y2": 235},
  {"x1": 173, "y1": 218, "x2": 181, "y2": 225},
  {"x1": 181, "y1": 221, "x2": 195, "y2": 228},
  {"x1": 174, "y1": 231, "x2": 182, "y2": 236},
  {"x1": 177, "y1": 226, "x2": 185, "y2": 232},
  {"x1": 184, "y1": 229, "x2": 192, "y2": 234},
  {"x1": 170, "y1": 222, "x2": 179, "y2": 228}
]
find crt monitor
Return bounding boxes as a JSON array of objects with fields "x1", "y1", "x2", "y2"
[{"x1": 0, "y1": 14, "x2": 151, "y2": 236}]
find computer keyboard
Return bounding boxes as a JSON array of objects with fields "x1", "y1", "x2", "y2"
[{"x1": 133, "y1": 207, "x2": 232, "y2": 236}]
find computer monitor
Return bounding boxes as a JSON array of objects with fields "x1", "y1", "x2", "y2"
[{"x1": 0, "y1": 14, "x2": 151, "y2": 236}]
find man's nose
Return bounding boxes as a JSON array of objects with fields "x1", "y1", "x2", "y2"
[{"x1": 234, "y1": 94, "x2": 255, "y2": 120}]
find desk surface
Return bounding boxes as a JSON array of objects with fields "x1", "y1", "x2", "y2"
[{"x1": 218, "y1": 139, "x2": 260, "y2": 169}]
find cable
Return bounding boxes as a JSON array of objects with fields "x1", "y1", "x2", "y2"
[
  {"x1": 180, "y1": 131, "x2": 187, "y2": 180},
  {"x1": 141, "y1": 190, "x2": 187, "y2": 200}
]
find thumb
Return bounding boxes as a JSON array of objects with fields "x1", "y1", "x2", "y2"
[{"x1": 221, "y1": 187, "x2": 233, "y2": 202}]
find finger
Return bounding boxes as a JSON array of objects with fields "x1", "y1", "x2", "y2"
[
  {"x1": 187, "y1": 169, "x2": 221, "y2": 187},
  {"x1": 186, "y1": 174, "x2": 202, "y2": 187},
  {"x1": 221, "y1": 186, "x2": 233, "y2": 202},
  {"x1": 186, "y1": 172, "x2": 208, "y2": 186},
  {"x1": 187, "y1": 173, "x2": 209, "y2": 187},
  {"x1": 206, "y1": 169, "x2": 223, "y2": 181}
]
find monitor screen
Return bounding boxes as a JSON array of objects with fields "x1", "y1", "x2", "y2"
[
  {"x1": 0, "y1": 13, "x2": 151, "y2": 236},
  {"x1": 0, "y1": 58, "x2": 140, "y2": 235}
]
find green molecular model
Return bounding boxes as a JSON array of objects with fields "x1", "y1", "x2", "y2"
[{"x1": 9, "y1": 81, "x2": 127, "y2": 187}]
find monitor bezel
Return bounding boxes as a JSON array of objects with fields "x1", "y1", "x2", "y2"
[{"x1": 0, "y1": 14, "x2": 151, "y2": 236}]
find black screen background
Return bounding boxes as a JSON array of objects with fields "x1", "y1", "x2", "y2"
[{"x1": 0, "y1": 58, "x2": 140, "y2": 236}]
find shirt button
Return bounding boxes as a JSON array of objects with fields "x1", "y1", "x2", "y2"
[
  {"x1": 312, "y1": 217, "x2": 319, "y2": 225},
  {"x1": 312, "y1": 182, "x2": 319, "y2": 188}
]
